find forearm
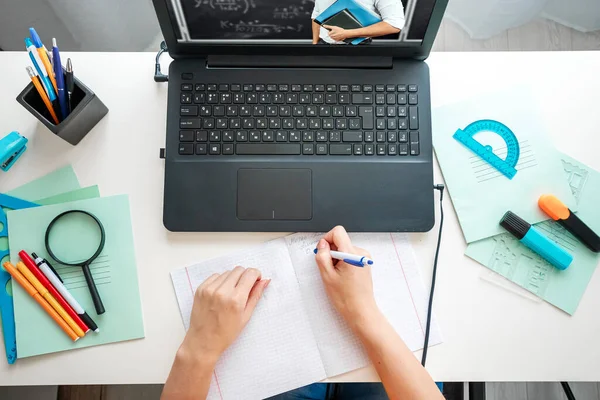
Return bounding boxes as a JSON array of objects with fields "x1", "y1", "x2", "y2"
[
  {"x1": 161, "y1": 340, "x2": 218, "y2": 400},
  {"x1": 353, "y1": 310, "x2": 443, "y2": 400},
  {"x1": 312, "y1": 20, "x2": 321, "y2": 43},
  {"x1": 346, "y1": 21, "x2": 400, "y2": 39}
]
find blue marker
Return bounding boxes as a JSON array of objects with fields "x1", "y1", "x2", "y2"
[
  {"x1": 313, "y1": 249, "x2": 374, "y2": 267},
  {"x1": 500, "y1": 211, "x2": 573, "y2": 270}
]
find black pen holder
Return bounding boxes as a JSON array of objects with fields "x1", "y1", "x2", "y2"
[{"x1": 16, "y1": 73, "x2": 108, "y2": 145}]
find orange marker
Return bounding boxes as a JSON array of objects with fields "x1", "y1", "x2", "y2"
[
  {"x1": 16, "y1": 262, "x2": 85, "y2": 338},
  {"x1": 27, "y1": 67, "x2": 59, "y2": 125},
  {"x1": 2, "y1": 262, "x2": 79, "y2": 342}
]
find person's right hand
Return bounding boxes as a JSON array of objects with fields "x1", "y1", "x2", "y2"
[{"x1": 315, "y1": 226, "x2": 380, "y2": 329}]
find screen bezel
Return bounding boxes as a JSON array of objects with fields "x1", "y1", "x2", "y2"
[{"x1": 152, "y1": 0, "x2": 448, "y2": 61}]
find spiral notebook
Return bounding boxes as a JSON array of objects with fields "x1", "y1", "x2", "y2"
[{"x1": 171, "y1": 233, "x2": 443, "y2": 400}]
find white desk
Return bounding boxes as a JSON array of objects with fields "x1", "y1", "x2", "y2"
[{"x1": 0, "y1": 51, "x2": 599, "y2": 385}]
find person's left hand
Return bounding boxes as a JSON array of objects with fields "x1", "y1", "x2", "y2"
[
  {"x1": 323, "y1": 25, "x2": 349, "y2": 41},
  {"x1": 182, "y1": 267, "x2": 270, "y2": 363}
]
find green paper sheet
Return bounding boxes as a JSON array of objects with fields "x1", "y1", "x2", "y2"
[
  {"x1": 36, "y1": 186, "x2": 100, "y2": 205},
  {"x1": 7, "y1": 195, "x2": 145, "y2": 357},
  {"x1": 433, "y1": 90, "x2": 576, "y2": 243},
  {"x1": 465, "y1": 154, "x2": 600, "y2": 314},
  {"x1": 6, "y1": 166, "x2": 80, "y2": 201}
]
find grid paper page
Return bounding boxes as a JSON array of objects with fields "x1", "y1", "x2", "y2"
[
  {"x1": 285, "y1": 232, "x2": 443, "y2": 377},
  {"x1": 171, "y1": 239, "x2": 326, "y2": 400}
]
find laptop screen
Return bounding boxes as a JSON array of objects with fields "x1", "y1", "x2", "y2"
[{"x1": 167, "y1": 0, "x2": 440, "y2": 47}]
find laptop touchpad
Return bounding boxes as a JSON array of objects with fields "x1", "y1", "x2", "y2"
[{"x1": 237, "y1": 169, "x2": 312, "y2": 220}]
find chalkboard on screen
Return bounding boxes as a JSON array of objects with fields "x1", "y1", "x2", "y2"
[{"x1": 180, "y1": 0, "x2": 316, "y2": 40}]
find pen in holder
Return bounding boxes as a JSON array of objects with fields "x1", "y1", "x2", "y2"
[{"x1": 16, "y1": 72, "x2": 108, "y2": 145}]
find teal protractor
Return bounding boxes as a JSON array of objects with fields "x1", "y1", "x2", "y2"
[{"x1": 453, "y1": 119, "x2": 520, "y2": 179}]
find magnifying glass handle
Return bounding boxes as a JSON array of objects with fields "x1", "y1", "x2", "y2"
[{"x1": 83, "y1": 265, "x2": 105, "y2": 315}]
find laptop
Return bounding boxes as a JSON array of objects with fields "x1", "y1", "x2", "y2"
[{"x1": 152, "y1": 0, "x2": 448, "y2": 232}]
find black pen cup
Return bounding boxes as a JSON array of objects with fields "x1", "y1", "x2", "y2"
[{"x1": 16, "y1": 72, "x2": 108, "y2": 145}]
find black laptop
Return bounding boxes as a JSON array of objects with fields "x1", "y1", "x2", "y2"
[{"x1": 152, "y1": 0, "x2": 448, "y2": 232}]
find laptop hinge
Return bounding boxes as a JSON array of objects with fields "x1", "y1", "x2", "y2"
[{"x1": 207, "y1": 55, "x2": 392, "y2": 69}]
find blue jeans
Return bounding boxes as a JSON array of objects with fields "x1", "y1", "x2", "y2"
[{"x1": 266, "y1": 383, "x2": 388, "y2": 400}]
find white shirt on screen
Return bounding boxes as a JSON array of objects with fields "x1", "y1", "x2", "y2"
[{"x1": 311, "y1": 0, "x2": 406, "y2": 44}]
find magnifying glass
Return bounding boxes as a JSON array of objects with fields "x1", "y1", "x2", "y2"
[{"x1": 45, "y1": 210, "x2": 106, "y2": 315}]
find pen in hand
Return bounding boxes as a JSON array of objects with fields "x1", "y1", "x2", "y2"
[
  {"x1": 66, "y1": 58, "x2": 74, "y2": 112},
  {"x1": 313, "y1": 248, "x2": 374, "y2": 267}
]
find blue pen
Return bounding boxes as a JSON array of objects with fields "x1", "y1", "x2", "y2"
[
  {"x1": 500, "y1": 211, "x2": 573, "y2": 270},
  {"x1": 25, "y1": 38, "x2": 56, "y2": 102},
  {"x1": 52, "y1": 38, "x2": 69, "y2": 120},
  {"x1": 313, "y1": 249, "x2": 374, "y2": 267}
]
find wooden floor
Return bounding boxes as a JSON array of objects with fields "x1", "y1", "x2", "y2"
[{"x1": 3, "y1": 15, "x2": 600, "y2": 400}]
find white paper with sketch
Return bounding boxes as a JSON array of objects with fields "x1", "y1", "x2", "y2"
[
  {"x1": 432, "y1": 89, "x2": 576, "y2": 243},
  {"x1": 171, "y1": 233, "x2": 442, "y2": 400}
]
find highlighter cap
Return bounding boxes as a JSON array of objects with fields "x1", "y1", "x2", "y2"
[
  {"x1": 538, "y1": 194, "x2": 570, "y2": 221},
  {"x1": 500, "y1": 211, "x2": 531, "y2": 240}
]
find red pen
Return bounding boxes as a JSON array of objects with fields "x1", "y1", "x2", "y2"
[{"x1": 19, "y1": 251, "x2": 90, "y2": 334}]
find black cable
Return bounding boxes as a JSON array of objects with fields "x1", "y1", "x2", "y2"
[
  {"x1": 421, "y1": 184, "x2": 445, "y2": 366},
  {"x1": 561, "y1": 382, "x2": 577, "y2": 400},
  {"x1": 154, "y1": 41, "x2": 169, "y2": 82}
]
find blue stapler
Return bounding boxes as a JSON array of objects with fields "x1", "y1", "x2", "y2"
[{"x1": 0, "y1": 132, "x2": 28, "y2": 172}]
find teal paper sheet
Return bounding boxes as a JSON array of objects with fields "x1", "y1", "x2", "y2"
[
  {"x1": 433, "y1": 90, "x2": 576, "y2": 243},
  {"x1": 7, "y1": 195, "x2": 145, "y2": 357},
  {"x1": 465, "y1": 154, "x2": 600, "y2": 314}
]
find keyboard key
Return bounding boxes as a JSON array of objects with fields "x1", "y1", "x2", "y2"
[
  {"x1": 397, "y1": 94, "x2": 407, "y2": 105},
  {"x1": 303, "y1": 144, "x2": 314, "y2": 155},
  {"x1": 398, "y1": 106, "x2": 407, "y2": 117},
  {"x1": 233, "y1": 93, "x2": 244, "y2": 104},
  {"x1": 408, "y1": 84, "x2": 418, "y2": 92},
  {"x1": 330, "y1": 144, "x2": 352, "y2": 155},
  {"x1": 376, "y1": 106, "x2": 385, "y2": 117},
  {"x1": 353, "y1": 144, "x2": 363, "y2": 155},
  {"x1": 181, "y1": 93, "x2": 192, "y2": 104},
  {"x1": 297, "y1": 119, "x2": 308, "y2": 129},
  {"x1": 375, "y1": 85, "x2": 385, "y2": 92},
  {"x1": 349, "y1": 119, "x2": 361, "y2": 130},
  {"x1": 410, "y1": 131, "x2": 419, "y2": 144},
  {"x1": 230, "y1": 118, "x2": 240, "y2": 129},
  {"x1": 313, "y1": 94, "x2": 324, "y2": 104},
  {"x1": 223, "y1": 131, "x2": 234, "y2": 141},
  {"x1": 387, "y1": 106, "x2": 396, "y2": 117},
  {"x1": 180, "y1": 105, "x2": 198, "y2": 116},
  {"x1": 399, "y1": 143, "x2": 409, "y2": 155},
  {"x1": 365, "y1": 132, "x2": 374, "y2": 142},
  {"x1": 290, "y1": 131, "x2": 300, "y2": 141},
  {"x1": 323, "y1": 119, "x2": 334, "y2": 129},
  {"x1": 352, "y1": 94, "x2": 373, "y2": 104},
  {"x1": 223, "y1": 144, "x2": 234, "y2": 154},
  {"x1": 409, "y1": 93, "x2": 418, "y2": 105},
  {"x1": 365, "y1": 144, "x2": 375, "y2": 155},
  {"x1": 216, "y1": 118, "x2": 227, "y2": 128},
  {"x1": 387, "y1": 119, "x2": 397, "y2": 130},
  {"x1": 259, "y1": 93, "x2": 271, "y2": 104},
  {"x1": 269, "y1": 118, "x2": 281, "y2": 129},
  {"x1": 242, "y1": 118, "x2": 254, "y2": 129},
  {"x1": 255, "y1": 84, "x2": 265, "y2": 91},
  {"x1": 280, "y1": 106, "x2": 291, "y2": 117},
  {"x1": 316, "y1": 131, "x2": 327, "y2": 141},
  {"x1": 181, "y1": 73, "x2": 193, "y2": 80},
  {"x1": 300, "y1": 93, "x2": 311, "y2": 104},
  {"x1": 316, "y1": 144, "x2": 328, "y2": 155},
  {"x1": 267, "y1": 105, "x2": 278, "y2": 116},
  {"x1": 343, "y1": 132, "x2": 363, "y2": 142},
  {"x1": 409, "y1": 106, "x2": 419, "y2": 130},
  {"x1": 376, "y1": 119, "x2": 385, "y2": 130},
  {"x1": 410, "y1": 142, "x2": 420, "y2": 155},
  {"x1": 319, "y1": 106, "x2": 331, "y2": 116},
  {"x1": 351, "y1": 85, "x2": 361, "y2": 92},
  {"x1": 303, "y1": 84, "x2": 313, "y2": 92},
  {"x1": 250, "y1": 131, "x2": 261, "y2": 141},
  {"x1": 335, "y1": 118, "x2": 347, "y2": 129},
  {"x1": 196, "y1": 130, "x2": 208, "y2": 142},
  {"x1": 195, "y1": 143, "x2": 207, "y2": 155},
  {"x1": 376, "y1": 93, "x2": 386, "y2": 105},
  {"x1": 315, "y1": 84, "x2": 325, "y2": 92},
  {"x1": 218, "y1": 84, "x2": 229, "y2": 91},
  {"x1": 398, "y1": 118, "x2": 407, "y2": 130},
  {"x1": 304, "y1": 106, "x2": 316, "y2": 118},
  {"x1": 279, "y1": 84, "x2": 289, "y2": 91},
  {"x1": 243, "y1": 84, "x2": 253, "y2": 91},
  {"x1": 339, "y1": 84, "x2": 349, "y2": 92},
  {"x1": 377, "y1": 144, "x2": 386, "y2": 155},
  {"x1": 303, "y1": 132, "x2": 314, "y2": 141},
  {"x1": 333, "y1": 106, "x2": 344, "y2": 117},
  {"x1": 327, "y1": 85, "x2": 337, "y2": 92},
  {"x1": 181, "y1": 83, "x2": 193, "y2": 91},
  {"x1": 386, "y1": 85, "x2": 395, "y2": 92},
  {"x1": 209, "y1": 144, "x2": 221, "y2": 155},
  {"x1": 387, "y1": 132, "x2": 397, "y2": 142},
  {"x1": 274, "y1": 93, "x2": 285, "y2": 104},
  {"x1": 236, "y1": 131, "x2": 248, "y2": 141},
  {"x1": 194, "y1": 93, "x2": 206, "y2": 104},
  {"x1": 399, "y1": 131, "x2": 408, "y2": 143},
  {"x1": 236, "y1": 144, "x2": 301, "y2": 155},
  {"x1": 291, "y1": 84, "x2": 302, "y2": 92},
  {"x1": 376, "y1": 132, "x2": 385, "y2": 142},
  {"x1": 214, "y1": 106, "x2": 225, "y2": 117},
  {"x1": 209, "y1": 131, "x2": 221, "y2": 141},
  {"x1": 326, "y1": 94, "x2": 337, "y2": 104},
  {"x1": 287, "y1": 94, "x2": 298, "y2": 104},
  {"x1": 207, "y1": 93, "x2": 218, "y2": 104},
  {"x1": 180, "y1": 118, "x2": 200, "y2": 129},
  {"x1": 276, "y1": 131, "x2": 288, "y2": 142},
  {"x1": 195, "y1": 84, "x2": 206, "y2": 91},
  {"x1": 231, "y1": 84, "x2": 241, "y2": 92},
  {"x1": 267, "y1": 84, "x2": 277, "y2": 92},
  {"x1": 339, "y1": 94, "x2": 350, "y2": 104},
  {"x1": 283, "y1": 118, "x2": 294, "y2": 129},
  {"x1": 388, "y1": 144, "x2": 397, "y2": 155},
  {"x1": 179, "y1": 130, "x2": 194, "y2": 142},
  {"x1": 346, "y1": 106, "x2": 357, "y2": 116},
  {"x1": 330, "y1": 131, "x2": 341, "y2": 142},
  {"x1": 386, "y1": 94, "x2": 396, "y2": 105},
  {"x1": 309, "y1": 119, "x2": 321, "y2": 129},
  {"x1": 397, "y1": 84, "x2": 407, "y2": 92},
  {"x1": 358, "y1": 106, "x2": 374, "y2": 130},
  {"x1": 179, "y1": 143, "x2": 194, "y2": 155},
  {"x1": 207, "y1": 84, "x2": 217, "y2": 91},
  {"x1": 226, "y1": 105, "x2": 238, "y2": 117},
  {"x1": 362, "y1": 85, "x2": 372, "y2": 92},
  {"x1": 262, "y1": 131, "x2": 274, "y2": 141}
]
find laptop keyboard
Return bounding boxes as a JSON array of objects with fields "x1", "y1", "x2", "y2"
[{"x1": 178, "y1": 83, "x2": 420, "y2": 156}]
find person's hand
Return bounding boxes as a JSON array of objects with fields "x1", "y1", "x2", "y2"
[
  {"x1": 315, "y1": 226, "x2": 380, "y2": 329},
  {"x1": 181, "y1": 267, "x2": 270, "y2": 364},
  {"x1": 323, "y1": 25, "x2": 349, "y2": 41}
]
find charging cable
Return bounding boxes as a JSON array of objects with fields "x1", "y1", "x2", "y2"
[
  {"x1": 154, "y1": 41, "x2": 169, "y2": 83},
  {"x1": 421, "y1": 184, "x2": 445, "y2": 366}
]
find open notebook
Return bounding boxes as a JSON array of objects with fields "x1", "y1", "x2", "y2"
[{"x1": 171, "y1": 233, "x2": 442, "y2": 400}]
